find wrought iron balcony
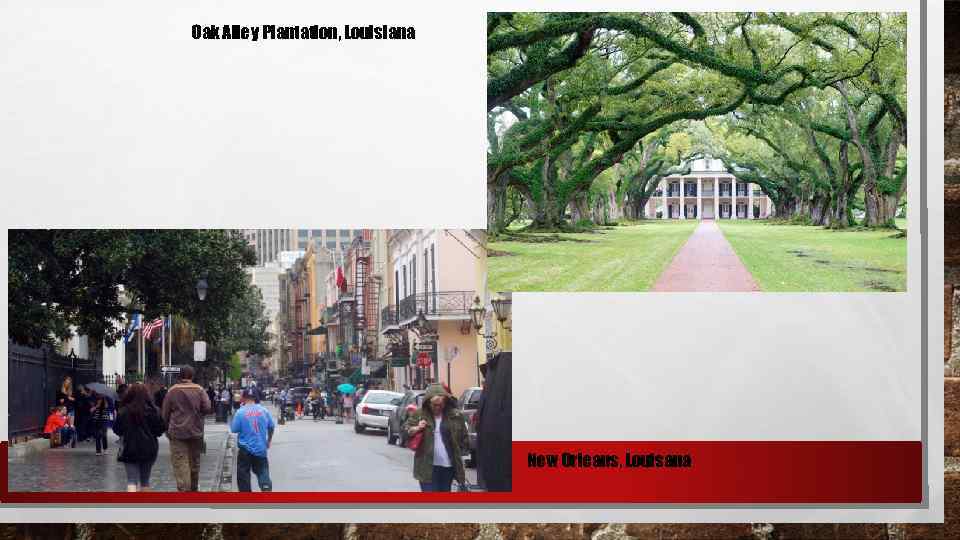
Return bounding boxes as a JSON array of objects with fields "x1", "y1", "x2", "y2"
[
  {"x1": 381, "y1": 305, "x2": 399, "y2": 329},
  {"x1": 398, "y1": 290, "x2": 475, "y2": 325}
]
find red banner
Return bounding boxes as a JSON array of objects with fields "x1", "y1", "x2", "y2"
[{"x1": 0, "y1": 441, "x2": 922, "y2": 504}]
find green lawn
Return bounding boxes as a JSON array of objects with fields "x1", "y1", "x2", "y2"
[
  {"x1": 487, "y1": 221, "x2": 698, "y2": 291},
  {"x1": 718, "y1": 221, "x2": 907, "y2": 292}
]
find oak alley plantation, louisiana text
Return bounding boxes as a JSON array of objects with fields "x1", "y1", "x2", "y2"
[{"x1": 191, "y1": 24, "x2": 416, "y2": 42}]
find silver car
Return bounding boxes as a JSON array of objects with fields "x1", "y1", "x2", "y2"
[
  {"x1": 354, "y1": 390, "x2": 403, "y2": 434},
  {"x1": 458, "y1": 386, "x2": 482, "y2": 467}
]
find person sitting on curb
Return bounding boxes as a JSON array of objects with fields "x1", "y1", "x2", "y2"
[
  {"x1": 43, "y1": 406, "x2": 76, "y2": 448},
  {"x1": 231, "y1": 387, "x2": 275, "y2": 492}
]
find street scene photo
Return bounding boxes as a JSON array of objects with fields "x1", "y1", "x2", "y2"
[
  {"x1": 487, "y1": 12, "x2": 908, "y2": 292},
  {"x1": 7, "y1": 229, "x2": 512, "y2": 493}
]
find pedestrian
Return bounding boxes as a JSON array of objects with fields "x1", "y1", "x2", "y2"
[
  {"x1": 206, "y1": 385, "x2": 217, "y2": 412},
  {"x1": 56, "y1": 376, "x2": 76, "y2": 424},
  {"x1": 160, "y1": 365, "x2": 212, "y2": 492},
  {"x1": 91, "y1": 393, "x2": 111, "y2": 456},
  {"x1": 231, "y1": 388, "x2": 275, "y2": 492},
  {"x1": 405, "y1": 384, "x2": 469, "y2": 492},
  {"x1": 342, "y1": 392, "x2": 354, "y2": 420},
  {"x1": 43, "y1": 406, "x2": 76, "y2": 448},
  {"x1": 150, "y1": 378, "x2": 168, "y2": 410},
  {"x1": 219, "y1": 386, "x2": 231, "y2": 421},
  {"x1": 75, "y1": 386, "x2": 93, "y2": 443},
  {"x1": 113, "y1": 383, "x2": 166, "y2": 492}
]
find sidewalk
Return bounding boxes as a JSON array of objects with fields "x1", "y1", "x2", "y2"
[
  {"x1": 652, "y1": 220, "x2": 760, "y2": 292},
  {"x1": 6, "y1": 418, "x2": 229, "y2": 492}
]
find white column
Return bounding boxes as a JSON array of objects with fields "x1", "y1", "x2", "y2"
[
  {"x1": 679, "y1": 181, "x2": 685, "y2": 219},
  {"x1": 748, "y1": 183, "x2": 754, "y2": 219},
  {"x1": 731, "y1": 180, "x2": 738, "y2": 220},
  {"x1": 696, "y1": 178, "x2": 702, "y2": 220},
  {"x1": 661, "y1": 179, "x2": 667, "y2": 220},
  {"x1": 714, "y1": 179, "x2": 719, "y2": 220}
]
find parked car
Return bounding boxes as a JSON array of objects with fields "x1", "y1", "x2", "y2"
[
  {"x1": 458, "y1": 386, "x2": 482, "y2": 467},
  {"x1": 354, "y1": 390, "x2": 403, "y2": 434},
  {"x1": 386, "y1": 389, "x2": 425, "y2": 445}
]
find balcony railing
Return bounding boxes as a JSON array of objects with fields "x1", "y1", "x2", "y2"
[
  {"x1": 398, "y1": 290, "x2": 475, "y2": 324},
  {"x1": 736, "y1": 190, "x2": 749, "y2": 197},
  {"x1": 753, "y1": 189, "x2": 764, "y2": 196},
  {"x1": 381, "y1": 305, "x2": 399, "y2": 328},
  {"x1": 702, "y1": 189, "x2": 714, "y2": 196},
  {"x1": 667, "y1": 189, "x2": 681, "y2": 197}
]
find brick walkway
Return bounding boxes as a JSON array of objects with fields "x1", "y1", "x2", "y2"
[
  {"x1": 652, "y1": 220, "x2": 760, "y2": 292},
  {"x1": 6, "y1": 419, "x2": 228, "y2": 492}
]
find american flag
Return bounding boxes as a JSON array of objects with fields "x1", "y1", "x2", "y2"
[{"x1": 142, "y1": 318, "x2": 164, "y2": 340}]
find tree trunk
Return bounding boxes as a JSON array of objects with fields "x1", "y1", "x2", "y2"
[
  {"x1": 831, "y1": 190, "x2": 850, "y2": 228},
  {"x1": 810, "y1": 195, "x2": 829, "y2": 226},
  {"x1": 487, "y1": 182, "x2": 505, "y2": 235}
]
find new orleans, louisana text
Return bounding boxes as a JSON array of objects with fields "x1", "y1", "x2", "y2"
[{"x1": 191, "y1": 24, "x2": 415, "y2": 42}]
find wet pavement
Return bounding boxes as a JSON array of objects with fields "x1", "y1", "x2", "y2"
[
  {"x1": 7, "y1": 418, "x2": 229, "y2": 492},
  {"x1": 652, "y1": 220, "x2": 760, "y2": 292}
]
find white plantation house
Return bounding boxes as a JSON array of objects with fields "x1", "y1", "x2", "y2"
[{"x1": 643, "y1": 158, "x2": 774, "y2": 220}]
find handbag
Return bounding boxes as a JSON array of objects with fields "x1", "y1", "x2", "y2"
[{"x1": 407, "y1": 429, "x2": 424, "y2": 451}]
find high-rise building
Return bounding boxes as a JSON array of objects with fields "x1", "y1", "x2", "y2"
[{"x1": 241, "y1": 229, "x2": 365, "y2": 266}]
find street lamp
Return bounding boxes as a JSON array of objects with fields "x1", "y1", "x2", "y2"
[
  {"x1": 469, "y1": 296, "x2": 485, "y2": 334},
  {"x1": 196, "y1": 278, "x2": 209, "y2": 302},
  {"x1": 491, "y1": 294, "x2": 512, "y2": 330}
]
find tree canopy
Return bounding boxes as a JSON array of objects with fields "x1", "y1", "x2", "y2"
[
  {"x1": 487, "y1": 12, "x2": 906, "y2": 232},
  {"x1": 8, "y1": 230, "x2": 269, "y2": 357}
]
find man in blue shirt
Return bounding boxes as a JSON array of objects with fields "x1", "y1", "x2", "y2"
[{"x1": 230, "y1": 388, "x2": 275, "y2": 491}]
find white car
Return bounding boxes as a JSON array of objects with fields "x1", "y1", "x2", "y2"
[{"x1": 354, "y1": 390, "x2": 403, "y2": 434}]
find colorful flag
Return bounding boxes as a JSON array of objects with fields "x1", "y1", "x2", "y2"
[
  {"x1": 336, "y1": 266, "x2": 346, "y2": 291},
  {"x1": 143, "y1": 318, "x2": 164, "y2": 340},
  {"x1": 123, "y1": 314, "x2": 141, "y2": 344}
]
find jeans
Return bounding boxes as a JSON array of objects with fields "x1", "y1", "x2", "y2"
[
  {"x1": 123, "y1": 460, "x2": 155, "y2": 488},
  {"x1": 169, "y1": 437, "x2": 203, "y2": 491},
  {"x1": 419, "y1": 465, "x2": 455, "y2": 492},
  {"x1": 55, "y1": 427, "x2": 76, "y2": 447},
  {"x1": 93, "y1": 422, "x2": 108, "y2": 453},
  {"x1": 236, "y1": 446, "x2": 272, "y2": 492}
]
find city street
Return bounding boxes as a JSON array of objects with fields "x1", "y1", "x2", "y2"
[{"x1": 226, "y1": 404, "x2": 478, "y2": 492}]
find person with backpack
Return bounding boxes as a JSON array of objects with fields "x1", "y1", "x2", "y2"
[{"x1": 113, "y1": 383, "x2": 166, "y2": 492}]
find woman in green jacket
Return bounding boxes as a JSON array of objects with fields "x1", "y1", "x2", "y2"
[{"x1": 405, "y1": 384, "x2": 468, "y2": 492}]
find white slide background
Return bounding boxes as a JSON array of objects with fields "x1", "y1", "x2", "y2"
[{"x1": 0, "y1": 0, "x2": 942, "y2": 524}]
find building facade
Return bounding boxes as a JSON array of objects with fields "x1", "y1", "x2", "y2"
[
  {"x1": 380, "y1": 229, "x2": 482, "y2": 398},
  {"x1": 242, "y1": 229, "x2": 364, "y2": 266},
  {"x1": 642, "y1": 158, "x2": 774, "y2": 220},
  {"x1": 245, "y1": 264, "x2": 282, "y2": 379}
]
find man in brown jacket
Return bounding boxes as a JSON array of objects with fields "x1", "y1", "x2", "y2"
[{"x1": 161, "y1": 365, "x2": 212, "y2": 491}]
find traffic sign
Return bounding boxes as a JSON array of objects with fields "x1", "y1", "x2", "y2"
[
  {"x1": 415, "y1": 342, "x2": 436, "y2": 352},
  {"x1": 161, "y1": 366, "x2": 181, "y2": 373},
  {"x1": 416, "y1": 352, "x2": 432, "y2": 368}
]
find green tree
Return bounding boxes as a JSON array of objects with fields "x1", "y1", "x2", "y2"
[
  {"x1": 8, "y1": 229, "x2": 257, "y2": 348},
  {"x1": 486, "y1": 12, "x2": 902, "y2": 232}
]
